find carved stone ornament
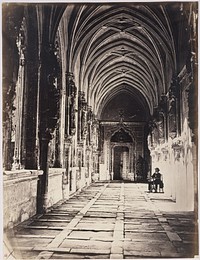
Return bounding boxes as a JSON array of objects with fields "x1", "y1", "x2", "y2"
[
  {"x1": 65, "y1": 137, "x2": 73, "y2": 147},
  {"x1": 78, "y1": 91, "x2": 88, "y2": 139},
  {"x1": 172, "y1": 139, "x2": 184, "y2": 161},
  {"x1": 172, "y1": 139, "x2": 183, "y2": 150},
  {"x1": 66, "y1": 73, "x2": 77, "y2": 136},
  {"x1": 168, "y1": 78, "x2": 180, "y2": 140},
  {"x1": 154, "y1": 150, "x2": 161, "y2": 162},
  {"x1": 66, "y1": 72, "x2": 77, "y2": 97},
  {"x1": 161, "y1": 147, "x2": 169, "y2": 161},
  {"x1": 46, "y1": 75, "x2": 60, "y2": 132},
  {"x1": 161, "y1": 147, "x2": 168, "y2": 154}
]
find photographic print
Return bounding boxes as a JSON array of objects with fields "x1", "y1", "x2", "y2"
[{"x1": 2, "y1": 1, "x2": 199, "y2": 259}]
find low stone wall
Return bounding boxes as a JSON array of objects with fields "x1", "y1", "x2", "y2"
[
  {"x1": 68, "y1": 166, "x2": 93, "y2": 196},
  {"x1": 3, "y1": 170, "x2": 43, "y2": 229},
  {"x1": 99, "y1": 164, "x2": 109, "y2": 180},
  {"x1": 48, "y1": 168, "x2": 65, "y2": 208},
  {"x1": 71, "y1": 167, "x2": 79, "y2": 194}
]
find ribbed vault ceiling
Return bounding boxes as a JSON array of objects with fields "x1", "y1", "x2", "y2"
[{"x1": 59, "y1": 3, "x2": 177, "y2": 118}]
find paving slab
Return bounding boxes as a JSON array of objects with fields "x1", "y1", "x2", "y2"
[
  {"x1": 69, "y1": 230, "x2": 113, "y2": 239},
  {"x1": 70, "y1": 248, "x2": 110, "y2": 254},
  {"x1": 79, "y1": 218, "x2": 116, "y2": 223},
  {"x1": 125, "y1": 231, "x2": 169, "y2": 241},
  {"x1": 75, "y1": 222, "x2": 115, "y2": 230},
  {"x1": 60, "y1": 238, "x2": 112, "y2": 250},
  {"x1": 123, "y1": 241, "x2": 163, "y2": 252},
  {"x1": 13, "y1": 250, "x2": 40, "y2": 259},
  {"x1": 37, "y1": 251, "x2": 54, "y2": 259},
  {"x1": 11, "y1": 227, "x2": 61, "y2": 237},
  {"x1": 5, "y1": 182, "x2": 198, "y2": 259},
  {"x1": 51, "y1": 253, "x2": 110, "y2": 259},
  {"x1": 166, "y1": 231, "x2": 182, "y2": 241},
  {"x1": 124, "y1": 250, "x2": 161, "y2": 257},
  {"x1": 110, "y1": 253, "x2": 123, "y2": 259},
  {"x1": 10, "y1": 237, "x2": 53, "y2": 248}
]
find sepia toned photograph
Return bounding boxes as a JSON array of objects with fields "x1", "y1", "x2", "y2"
[{"x1": 2, "y1": 1, "x2": 199, "y2": 259}]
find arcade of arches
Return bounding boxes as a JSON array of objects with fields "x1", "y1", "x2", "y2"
[{"x1": 2, "y1": 2, "x2": 198, "y2": 229}]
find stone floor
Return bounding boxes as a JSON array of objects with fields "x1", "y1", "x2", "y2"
[{"x1": 4, "y1": 182, "x2": 199, "y2": 259}]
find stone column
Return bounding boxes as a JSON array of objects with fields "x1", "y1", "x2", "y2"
[
  {"x1": 37, "y1": 130, "x2": 52, "y2": 212},
  {"x1": 37, "y1": 43, "x2": 60, "y2": 213},
  {"x1": 111, "y1": 146, "x2": 114, "y2": 177},
  {"x1": 62, "y1": 139, "x2": 72, "y2": 200}
]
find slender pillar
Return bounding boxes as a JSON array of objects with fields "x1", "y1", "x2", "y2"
[{"x1": 37, "y1": 132, "x2": 51, "y2": 213}]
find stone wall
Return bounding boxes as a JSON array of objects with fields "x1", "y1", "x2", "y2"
[
  {"x1": 99, "y1": 164, "x2": 110, "y2": 181},
  {"x1": 47, "y1": 168, "x2": 65, "y2": 208},
  {"x1": 150, "y1": 119, "x2": 195, "y2": 211},
  {"x1": 3, "y1": 170, "x2": 43, "y2": 229}
]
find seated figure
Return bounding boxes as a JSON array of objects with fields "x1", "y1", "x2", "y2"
[{"x1": 148, "y1": 168, "x2": 163, "y2": 192}]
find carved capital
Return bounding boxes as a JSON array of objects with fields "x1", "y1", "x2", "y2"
[
  {"x1": 169, "y1": 131, "x2": 177, "y2": 139},
  {"x1": 172, "y1": 139, "x2": 184, "y2": 161},
  {"x1": 172, "y1": 139, "x2": 183, "y2": 150}
]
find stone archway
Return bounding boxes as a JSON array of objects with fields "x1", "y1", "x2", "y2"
[
  {"x1": 113, "y1": 146, "x2": 129, "y2": 180},
  {"x1": 110, "y1": 128, "x2": 136, "y2": 181}
]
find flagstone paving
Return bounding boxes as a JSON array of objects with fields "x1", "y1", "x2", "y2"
[{"x1": 4, "y1": 182, "x2": 198, "y2": 259}]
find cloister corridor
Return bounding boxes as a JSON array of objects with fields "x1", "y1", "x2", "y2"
[
  {"x1": 2, "y1": 2, "x2": 199, "y2": 259},
  {"x1": 4, "y1": 181, "x2": 198, "y2": 259}
]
